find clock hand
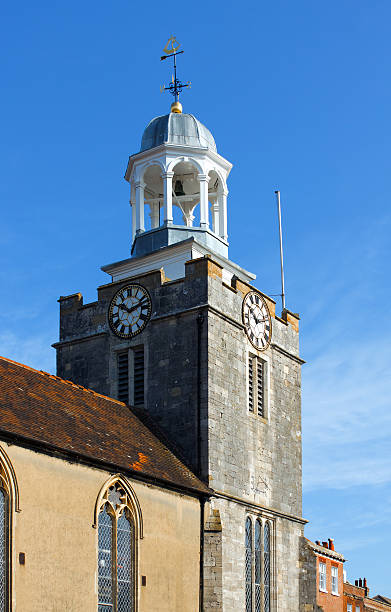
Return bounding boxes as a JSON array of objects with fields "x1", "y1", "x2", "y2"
[
  {"x1": 118, "y1": 300, "x2": 148, "y2": 316},
  {"x1": 254, "y1": 316, "x2": 267, "y2": 325},
  {"x1": 117, "y1": 303, "x2": 132, "y2": 314},
  {"x1": 126, "y1": 300, "x2": 148, "y2": 315}
]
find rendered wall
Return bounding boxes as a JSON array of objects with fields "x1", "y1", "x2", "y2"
[
  {"x1": 55, "y1": 254, "x2": 305, "y2": 611},
  {"x1": 2, "y1": 442, "x2": 200, "y2": 612}
]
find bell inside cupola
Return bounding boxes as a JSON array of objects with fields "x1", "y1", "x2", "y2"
[{"x1": 174, "y1": 179, "x2": 186, "y2": 197}]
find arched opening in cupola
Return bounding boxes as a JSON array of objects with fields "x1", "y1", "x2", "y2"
[
  {"x1": 207, "y1": 167, "x2": 227, "y2": 241},
  {"x1": 142, "y1": 165, "x2": 164, "y2": 231},
  {"x1": 169, "y1": 158, "x2": 214, "y2": 229}
]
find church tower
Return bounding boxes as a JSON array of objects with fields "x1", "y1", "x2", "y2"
[{"x1": 54, "y1": 67, "x2": 305, "y2": 610}]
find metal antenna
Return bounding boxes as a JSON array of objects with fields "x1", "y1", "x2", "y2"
[
  {"x1": 160, "y1": 36, "x2": 191, "y2": 103},
  {"x1": 275, "y1": 190, "x2": 286, "y2": 311}
]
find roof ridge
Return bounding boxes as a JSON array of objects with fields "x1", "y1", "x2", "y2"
[{"x1": 0, "y1": 355, "x2": 125, "y2": 406}]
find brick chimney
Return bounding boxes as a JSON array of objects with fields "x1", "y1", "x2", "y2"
[
  {"x1": 328, "y1": 538, "x2": 335, "y2": 551},
  {"x1": 322, "y1": 541, "x2": 329, "y2": 549}
]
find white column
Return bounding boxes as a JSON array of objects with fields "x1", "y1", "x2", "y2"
[
  {"x1": 162, "y1": 172, "x2": 174, "y2": 225},
  {"x1": 130, "y1": 200, "x2": 136, "y2": 243},
  {"x1": 219, "y1": 189, "x2": 228, "y2": 240},
  {"x1": 211, "y1": 197, "x2": 220, "y2": 234},
  {"x1": 135, "y1": 180, "x2": 145, "y2": 234},
  {"x1": 149, "y1": 202, "x2": 160, "y2": 229},
  {"x1": 198, "y1": 174, "x2": 210, "y2": 229}
]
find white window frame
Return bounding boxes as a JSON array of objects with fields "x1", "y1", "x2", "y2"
[
  {"x1": 331, "y1": 565, "x2": 338, "y2": 595},
  {"x1": 355, "y1": 606, "x2": 360, "y2": 612},
  {"x1": 347, "y1": 605, "x2": 352, "y2": 612},
  {"x1": 319, "y1": 561, "x2": 327, "y2": 592}
]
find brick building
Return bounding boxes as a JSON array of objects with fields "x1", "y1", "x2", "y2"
[
  {"x1": 300, "y1": 535, "x2": 391, "y2": 612},
  {"x1": 344, "y1": 579, "x2": 391, "y2": 611},
  {"x1": 3, "y1": 78, "x2": 368, "y2": 607},
  {"x1": 301, "y1": 538, "x2": 345, "y2": 612}
]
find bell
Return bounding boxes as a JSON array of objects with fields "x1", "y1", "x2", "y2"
[{"x1": 174, "y1": 180, "x2": 185, "y2": 196}]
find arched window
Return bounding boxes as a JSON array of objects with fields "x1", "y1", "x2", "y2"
[
  {"x1": 0, "y1": 489, "x2": 8, "y2": 612},
  {"x1": 254, "y1": 520, "x2": 262, "y2": 612},
  {"x1": 245, "y1": 517, "x2": 253, "y2": 612},
  {"x1": 96, "y1": 479, "x2": 141, "y2": 612},
  {"x1": 264, "y1": 522, "x2": 271, "y2": 612},
  {"x1": 98, "y1": 506, "x2": 114, "y2": 610},
  {"x1": 245, "y1": 517, "x2": 273, "y2": 612},
  {"x1": 0, "y1": 446, "x2": 19, "y2": 612}
]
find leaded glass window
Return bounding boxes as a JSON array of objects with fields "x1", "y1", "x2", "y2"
[
  {"x1": 98, "y1": 506, "x2": 114, "y2": 611},
  {"x1": 245, "y1": 517, "x2": 273, "y2": 612},
  {"x1": 264, "y1": 522, "x2": 271, "y2": 612},
  {"x1": 0, "y1": 490, "x2": 7, "y2": 612},
  {"x1": 0, "y1": 452, "x2": 17, "y2": 612},
  {"x1": 254, "y1": 520, "x2": 262, "y2": 612},
  {"x1": 245, "y1": 518, "x2": 253, "y2": 612},
  {"x1": 117, "y1": 513, "x2": 133, "y2": 612},
  {"x1": 97, "y1": 482, "x2": 136, "y2": 612}
]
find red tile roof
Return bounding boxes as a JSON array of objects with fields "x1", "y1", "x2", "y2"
[
  {"x1": 305, "y1": 537, "x2": 345, "y2": 562},
  {"x1": 0, "y1": 356, "x2": 209, "y2": 495}
]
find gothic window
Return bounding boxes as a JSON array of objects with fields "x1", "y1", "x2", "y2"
[
  {"x1": 245, "y1": 518, "x2": 253, "y2": 612},
  {"x1": 245, "y1": 517, "x2": 273, "y2": 612},
  {"x1": 254, "y1": 520, "x2": 262, "y2": 612},
  {"x1": 264, "y1": 522, "x2": 271, "y2": 612},
  {"x1": 0, "y1": 489, "x2": 7, "y2": 612},
  {"x1": 97, "y1": 480, "x2": 139, "y2": 612},
  {"x1": 98, "y1": 506, "x2": 114, "y2": 610},
  {"x1": 248, "y1": 355, "x2": 266, "y2": 417},
  {"x1": 0, "y1": 447, "x2": 20, "y2": 612}
]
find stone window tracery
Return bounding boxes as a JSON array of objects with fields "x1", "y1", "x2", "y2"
[
  {"x1": 97, "y1": 479, "x2": 141, "y2": 612},
  {"x1": 245, "y1": 516, "x2": 274, "y2": 612},
  {"x1": 0, "y1": 447, "x2": 20, "y2": 612},
  {"x1": 245, "y1": 517, "x2": 253, "y2": 612}
]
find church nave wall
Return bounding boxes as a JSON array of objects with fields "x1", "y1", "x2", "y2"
[{"x1": 1, "y1": 442, "x2": 201, "y2": 612}]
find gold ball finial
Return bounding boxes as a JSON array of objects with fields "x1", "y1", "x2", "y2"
[{"x1": 171, "y1": 101, "x2": 182, "y2": 114}]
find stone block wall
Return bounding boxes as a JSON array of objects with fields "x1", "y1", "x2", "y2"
[
  {"x1": 55, "y1": 254, "x2": 305, "y2": 610},
  {"x1": 299, "y1": 538, "x2": 324, "y2": 611}
]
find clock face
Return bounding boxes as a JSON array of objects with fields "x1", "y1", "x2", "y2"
[
  {"x1": 108, "y1": 284, "x2": 152, "y2": 339},
  {"x1": 242, "y1": 291, "x2": 272, "y2": 350}
]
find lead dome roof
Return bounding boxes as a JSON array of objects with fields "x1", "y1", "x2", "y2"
[{"x1": 140, "y1": 112, "x2": 217, "y2": 153}]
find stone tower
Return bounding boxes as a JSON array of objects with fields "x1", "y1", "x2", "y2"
[{"x1": 54, "y1": 102, "x2": 305, "y2": 611}]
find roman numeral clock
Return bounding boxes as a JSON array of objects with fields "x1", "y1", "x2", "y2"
[
  {"x1": 108, "y1": 284, "x2": 152, "y2": 338},
  {"x1": 242, "y1": 291, "x2": 272, "y2": 350}
]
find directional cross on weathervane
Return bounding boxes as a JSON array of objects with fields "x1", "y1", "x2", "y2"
[{"x1": 160, "y1": 36, "x2": 191, "y2": 104}]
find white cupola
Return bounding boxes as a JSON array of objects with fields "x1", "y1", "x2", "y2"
[
  {"x1": 124, "y1": 106, "x2": 232, "y2": 260},
  {"x1": 102, "y1": 103, "x2": 255, "y2": 285}
]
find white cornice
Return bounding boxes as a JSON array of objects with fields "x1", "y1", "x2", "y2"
[{"x1": 125, "y1": 143, "x2": 233, "y2": 182}]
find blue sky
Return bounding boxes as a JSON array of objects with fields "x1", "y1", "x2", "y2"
[{"x1": 1, "y1": 0, "x2": 390, "y2": 596}]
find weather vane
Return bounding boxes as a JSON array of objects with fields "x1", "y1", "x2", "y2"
[{"x1": 160, "y1": 36, "x2": 191, "y2": 113}]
